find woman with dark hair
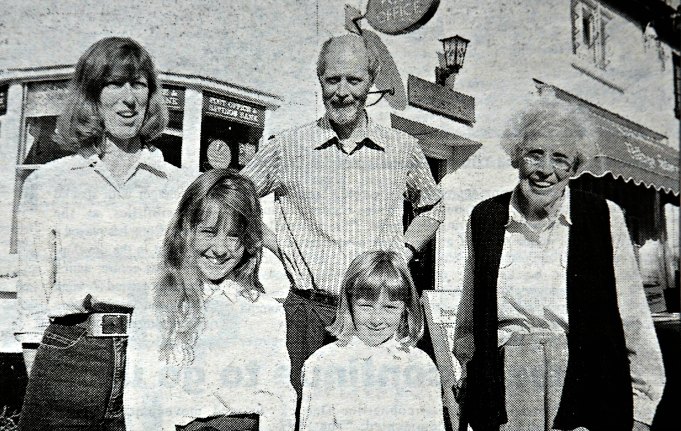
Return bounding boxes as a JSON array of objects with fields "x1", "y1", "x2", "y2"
[
  {"x1": 126, "y1": 169, "x2": 295, "y2": 431},
  {"x1": 15, "y1": 37, "x2": 189, "y2": 430}
]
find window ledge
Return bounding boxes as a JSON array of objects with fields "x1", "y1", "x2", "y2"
[
  {"x1": 571, "y1": 60, "x2": 625, "y2": 94},
  {"x1": 163, "y1": 127, "x2": 183, "y2": 137}
]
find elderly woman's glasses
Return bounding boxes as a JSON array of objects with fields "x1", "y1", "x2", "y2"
[{"x1": 522, "y1": 153, "x2": 573, "y2": 172}]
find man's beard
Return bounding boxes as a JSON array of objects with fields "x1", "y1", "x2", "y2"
[{"x1": 325, "y1": 99, "x2": 364, "y2": 126}]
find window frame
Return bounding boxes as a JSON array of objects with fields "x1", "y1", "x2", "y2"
[
  {"x1": 673, "y1": 53, "x2": 680, "y2": 120},
  {"x1": 571, "y1": 0, "x2": 612, "y2": 71}
]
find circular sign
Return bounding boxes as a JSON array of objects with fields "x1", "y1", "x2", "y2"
[
  {"x1": 365, "y1": 0, "x2": 440, "y2": 35},
  {"x1": 207, "y1": 139, "x2": 232, "y2": 169}
]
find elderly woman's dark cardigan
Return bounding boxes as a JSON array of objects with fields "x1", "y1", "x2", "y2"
[{"x1": 463, "y1": 190, "x2": 633, "y2": 431}]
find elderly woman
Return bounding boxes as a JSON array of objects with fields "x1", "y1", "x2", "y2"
[
  {"x1": 15, "y1": 37, "x2": 189, "y2": 430},
  {"x1": 453, "y1": 100, "x2": 665, "y2": 431}
]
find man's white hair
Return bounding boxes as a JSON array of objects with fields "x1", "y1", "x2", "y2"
[{"x1": 316, "y1": 33, "x2": 380, "y2": 82}]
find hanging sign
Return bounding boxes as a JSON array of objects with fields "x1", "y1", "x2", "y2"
[
  {"x1": 203, "y1": 93, "x2": 265, "y2": 127},
  {"x1": 0, "y1": 85, "x2": 8, "y2": 116},
  {"x1": 365, "y1": 0, "x2": 440, "y2": 35},
  {"x1": 408, "y1": 75, "x2": 475, "y2": 125},
  {"x1": 162, "y1": 86, "x2": 185, "y2": 111}
]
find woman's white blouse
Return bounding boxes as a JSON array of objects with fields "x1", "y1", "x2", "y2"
[
  {"x1": 125, "y1": 280, "x2": 296, "y2": 431},
  {"x1": 299, "y1": 337, "x2": 446, "y2": 431},
  {"x1": 15, "y1": 148, "x2": 193, "y2": 343}
]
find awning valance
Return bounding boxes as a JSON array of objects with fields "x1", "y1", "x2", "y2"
[{"x1": 581, "y1": 117, "x2": 679, "y2": 196}]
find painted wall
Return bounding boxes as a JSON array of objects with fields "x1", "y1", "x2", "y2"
[{"x1": 0, "y1": 0, "x2": 678, "y2": 349}]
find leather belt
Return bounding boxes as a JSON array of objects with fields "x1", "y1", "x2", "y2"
[
  {"x1": 51, "y1": 313, "x2": 131, "y2": 337},
  {"x1": 292, "y1": 288, "x2": 338, "y2": 307}
]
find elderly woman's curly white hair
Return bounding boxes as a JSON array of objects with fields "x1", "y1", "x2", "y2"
[{"x1": 500, "y1": 99, "x2": 598, "y2": 172}]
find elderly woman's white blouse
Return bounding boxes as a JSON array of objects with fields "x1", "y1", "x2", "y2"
[
  {"x1": 126, "y1": 279, "x2": 296, "y2": 431},
  {"x1": 299, "y1": 336, "x2": 446, "y2": 431}
]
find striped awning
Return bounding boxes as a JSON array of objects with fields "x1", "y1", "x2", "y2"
[{"x1": 581, "y1": 121, "x2": 679, "y2": 196}]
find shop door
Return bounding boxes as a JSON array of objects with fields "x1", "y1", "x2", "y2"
[
  {"x1": 404, "y1": 156, "x2": 445, "y2": 293},
  {"x1": 404, "y1": 156, "x2": 445, "y2": 362}
]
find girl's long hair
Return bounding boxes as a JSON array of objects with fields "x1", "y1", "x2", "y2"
[{"x1": 155, "y1": 169, "x2": 264, "y2": 365}]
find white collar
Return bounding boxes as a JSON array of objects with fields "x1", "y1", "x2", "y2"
[
  {"x1": 344, "y1": 335, "x2": 411, "y2": 361},
  {"x1": 203, "y1": 279, "x2": 243, "y2": 303},
  {"x1": 72, "y1": 146, "x2": 171, "y2": 178},
  {"x1": 507, "y1": 186, "x2": 572, "y2": 229}
]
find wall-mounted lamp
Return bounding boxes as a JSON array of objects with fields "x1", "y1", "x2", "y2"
[{"x1": 436, "y1": 35, "x2": 470, "y2": 89}]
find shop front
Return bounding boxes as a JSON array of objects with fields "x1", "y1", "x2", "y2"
[{"x1": 0, "y1": 66, "x2": 281, "y2": 255}]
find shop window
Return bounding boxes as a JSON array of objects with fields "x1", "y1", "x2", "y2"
[
  {"x1": 0, "y1": 84, "x2": 8, "y2": 116},
  {"x1": 11, "y1": 80, "x2": 74, "y2": 253},
  {"x1": 154, "y1": 85, "x2": 185, "y2": 168},
  {"x1": 200, "y1": 92, "x2": 264, "y2": 171},
  {"x1": 153, "y1": 109, "x2": 184, "y2": 168},
  {"x1": 674, "y1": 53, "x2": 680, "y2": 120},
  {"x1": 571, "y1": 0, "x2": 611, "y2": 70},
  {"x1": 200, "y1": 116, "x2": 262, "y2": 171},
  {"x1": 22, "y1": 116, "x2": 74, "y2": 164}
]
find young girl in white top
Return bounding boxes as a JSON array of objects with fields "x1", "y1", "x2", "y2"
[
  {"x1": 299, "y1": 250, "x2": 446, "y2": 431},
  {"x1": 126, "y1": 169, "x2": 295, "y2": 430}
]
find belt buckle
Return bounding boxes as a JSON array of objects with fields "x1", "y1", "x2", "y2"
[{"x1": 87, "y1": 313, "x2": 130, "y2": 337}]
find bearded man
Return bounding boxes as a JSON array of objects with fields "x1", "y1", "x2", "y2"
[{"x1": 242, "y1": 33, "x2": 445, "y2": 396}]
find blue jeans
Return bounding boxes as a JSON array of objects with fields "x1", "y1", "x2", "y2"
[{"x1": 19, "y1": 323, "x2": 128, "y2": 430}]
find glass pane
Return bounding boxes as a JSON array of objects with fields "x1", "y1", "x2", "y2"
[
  {"x1": 22, "y1": 116, "x2": 75, "y2": 165},
  {"x1": 582, "y1": 11, "x2": 593, "y2": 46},
  {"x1": 153, "y1": 133, "x2": 182, "y2": 168},
  {"x1": 25, "y1": 80, "x2": 70, "y2": 117},
  {"x1": 168, "y1": 109, "x2": 184, "y2": 132}
]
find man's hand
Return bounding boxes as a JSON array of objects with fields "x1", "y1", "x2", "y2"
[
  {"x1": 632, "y1": 420, "x2": 650, "y2": 431},
  {"x1": 22, "y1": 346, "x2": 38, "y2": 375},
  {"x1": 262, "y1": 224, "x2": 282, "y2": 262}
]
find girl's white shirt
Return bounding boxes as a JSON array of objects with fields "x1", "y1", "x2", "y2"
[
  {"x1": 125, "y1": 279, "x2": 296, "y2": 431},
  {"x1": 299, "y1": 335, "x2": 446, "y2": 431}
]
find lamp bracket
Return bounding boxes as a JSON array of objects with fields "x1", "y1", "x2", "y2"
[{"x1": 366, "y1": 87, "x2": 395, "y2": 107}]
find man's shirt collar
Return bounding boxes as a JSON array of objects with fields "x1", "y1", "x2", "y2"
[{"x1": 314, "y1": 111, "x2": 386, "y2": 154}]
